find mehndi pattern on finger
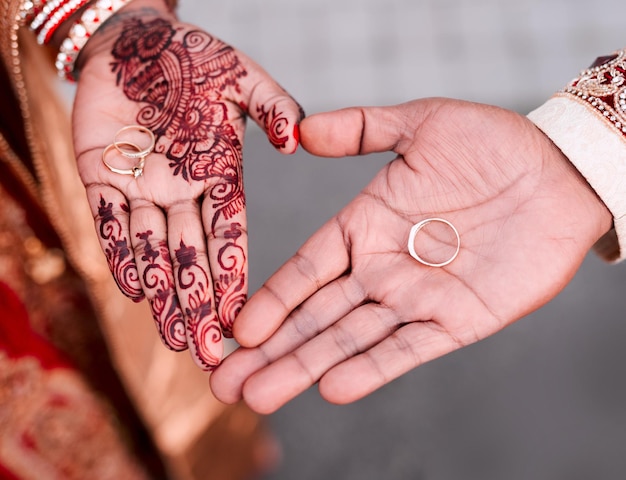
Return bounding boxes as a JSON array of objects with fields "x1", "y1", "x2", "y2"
[
  {"x1": 257, "y1": 103, "x2": 290, "y2": 149},
  {"x1": 175, "y1": 240, "x2": 222, "y2": 369},
  {"x1": 97, "y1": 196, "x2": 143, "y2": 299},
  {"x1": 137, "y1": 230, "x2": 186, "y2": 351},
  {"x1": 214, "y1": 222, "x2": 247, "y2": 337},
  {"x1": 198, "y1": 130, "x2": 245, "y2": 232}
]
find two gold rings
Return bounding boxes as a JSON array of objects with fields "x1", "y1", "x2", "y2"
[{"x1": 101, "y1": 125, "x2": 155, "y2": 178}]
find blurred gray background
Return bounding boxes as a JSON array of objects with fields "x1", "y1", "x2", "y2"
[
  {"x1": 173, "y1": 1, "x2": 626, "y2": 479},
  {"x1": 68, "y1": 0, "x2": 626, "y2": 478}
]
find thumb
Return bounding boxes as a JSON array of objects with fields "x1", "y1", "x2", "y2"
[{"x1": 299, "y1": 101, "x2": 428, "y2": 157}]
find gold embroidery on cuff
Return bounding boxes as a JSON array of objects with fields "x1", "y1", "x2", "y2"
[{"x1": 560, "y1": 50, "x2": 626, "y2": 136}]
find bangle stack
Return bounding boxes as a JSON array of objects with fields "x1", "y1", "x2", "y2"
[
  {"x1": 35, "y1": 0, "x2": 91, "y2": 45},
  {"x1": 55, "y1": 0, "x2": 132, "y2": 81},
  {"x1": 19, "y1": 0, "x2": 134, "y2": 81},
  {"x1": 22, "y1": 0, "x2": 88, "y2": 43},
  {"x1": 18, "y1": 0, "x2": 46, "y2": 26}
]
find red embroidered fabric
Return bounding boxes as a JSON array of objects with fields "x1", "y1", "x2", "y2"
[
  {"x1": 0, "y1": 281, "x2": 72, "y2": 369},
  {"x1": 561, "y1": 50, "x2": 626, "y2": 138}
]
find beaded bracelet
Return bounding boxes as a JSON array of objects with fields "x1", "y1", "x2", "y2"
[
  {"x1": 29, "y1": 0, "x2": 70, "y2": 31},
  {"x1": 36, "y1": 0, "x2": 91, "y2": 44},
  {"x1": 18, "y1": 0, "x2": 46, "y2": 26},
  {"x1": 55, "y1": 0, "x2": 133, "y2": 81}
]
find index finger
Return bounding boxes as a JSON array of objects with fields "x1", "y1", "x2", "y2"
[{"x1": 233, "y1": 218, "x2": 349, "y2": 348}]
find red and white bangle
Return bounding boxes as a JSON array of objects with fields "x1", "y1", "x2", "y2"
[
  {"x1": 55, "y1": 0, "x2": 133, "y2": 81},
  {"x1": 36, "y1": 0, "x2": 91, "y2": 44},
  {"x1": 29, "y1": 0, "x2": 70, "y2": 31},
  {"x1": 18, "y1": 0, "x2": 46, "y2": 26}
]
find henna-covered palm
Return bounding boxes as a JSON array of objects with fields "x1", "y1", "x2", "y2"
[
  {"x1": 209, "y1": 98, "x2": 613, "y2": 412},
  {"x1": 72, "y1": 3, "x2": 304, "y2": 370}
]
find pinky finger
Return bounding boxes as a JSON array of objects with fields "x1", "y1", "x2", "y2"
[{"x1": 85, "y1": 185, "x2": 144, "y2": 301}]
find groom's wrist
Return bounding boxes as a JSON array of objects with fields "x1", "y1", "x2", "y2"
[{"x1": 528, "y1": 49, "x2": 626, "y2": 262}]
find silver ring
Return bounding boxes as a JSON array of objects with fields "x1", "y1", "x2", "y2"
[
  {"x1": 113, "y1": 125, "x2": 155, "y2": 159},
  {"x1": 407, "y1": 218, "x2": 460, "y2": 267}
]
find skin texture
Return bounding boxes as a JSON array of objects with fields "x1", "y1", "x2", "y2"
[
  {"x1": 72, "y1": 0, "x2": 303, "y2": 370},
  {"x1": 209, "y1": 98, "x2": 613, "y2": 413}
]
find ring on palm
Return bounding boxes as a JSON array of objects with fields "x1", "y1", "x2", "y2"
[
  {"x1": 407, "y1": 218, "x2": 460, "y2": 267},
  {"x1": 113, "y1": 125, "x2": 155, "y2": 159},
  {"x1": 102, "y1": 142, "x2": 146, "y2": 178}
]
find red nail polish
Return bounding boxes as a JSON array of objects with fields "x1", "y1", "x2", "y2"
[{"x1": 293, "y1": 123, "x2": 300, "y2": 144}]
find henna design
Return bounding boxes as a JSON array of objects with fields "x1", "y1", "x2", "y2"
[
  {"x1": 214, "y1": 223, "x2": 247, "y2": 337},
  {"x1": 110, "y1": 18, "x2": 248, "y2": 232},
  {"x1": 202, "y1": 129, "x2": 245, "y2": 232},
  {"x1": 257, "y1": 103, "x2": 290, "y2": 149},
  {"x1": 97, "y1": 196, "x2": 143, "y2": 299},
  {"x1": 137, "y1": 230, "x2": 186, "y2": 350},
  {"x1": 175, "y1": 240, "x2": 222, "y2": 368}
]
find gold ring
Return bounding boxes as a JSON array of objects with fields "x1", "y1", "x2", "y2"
[
  {"x1": 102, "y1": 142, "x2": 146, "y2": 178},
  {"x1": 407, "y1": 218, "x2": 460, "y2": 267},
  {"x1": 113, "y1": 125, "x2": 155, "y2": 159}
]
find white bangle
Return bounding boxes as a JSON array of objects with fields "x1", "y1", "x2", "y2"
[
  {"x1": 29, "y1": 0, "x2": 67, "y2": 31},
  {"x1": 18, "y1": 0, "x2": 45, "y2": 25},
  {"x1": 55, "y1": 0, "x2": 133, "y2": 81},
  {"x1": 36, "y1": 0, "x2": 91, "y2": 44}
]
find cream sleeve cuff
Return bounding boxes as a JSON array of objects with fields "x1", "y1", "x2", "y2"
[{"x1": 527, "y1": 52, "x2": 626, "y2": 263}]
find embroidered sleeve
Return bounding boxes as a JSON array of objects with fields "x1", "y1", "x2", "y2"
[{"x1": 528, "y1": 49, "x2": 626, "y2": 262}]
